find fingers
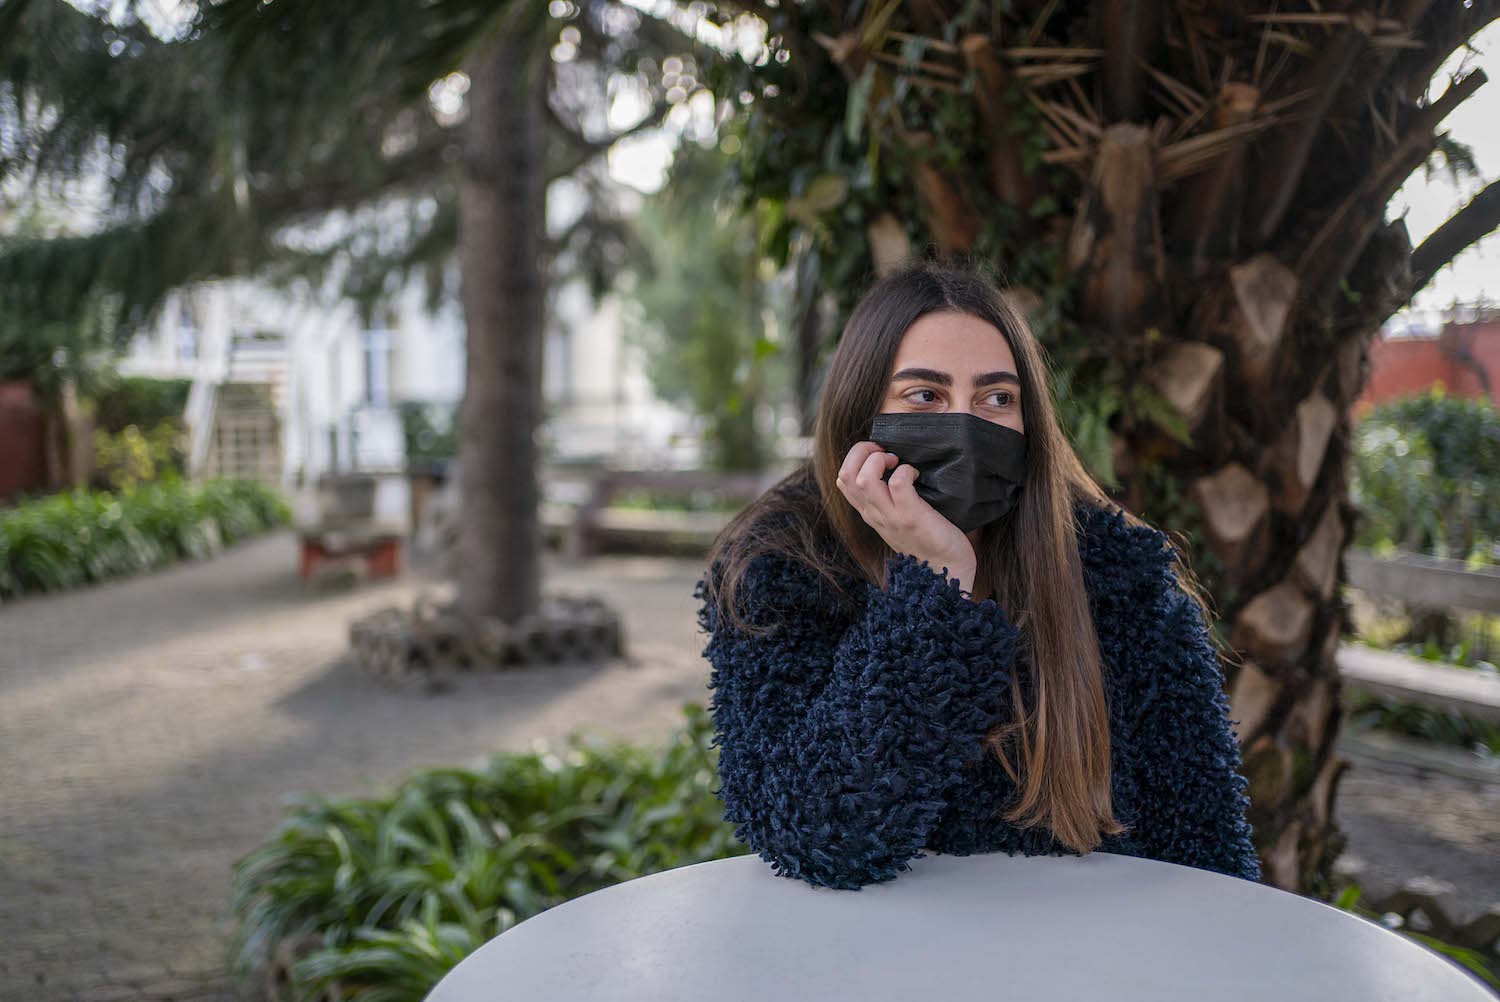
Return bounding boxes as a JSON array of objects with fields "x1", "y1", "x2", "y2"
[
  {"x1": 851, "y1": 449, "x2": 897, "y2": 523},
  {"x1": 837, "y1": 440, "x2": 886, "y2": 484},
  {"x1": 886, "y1": 463, "x2": 924, "y2": 519},
  {"x1": 854, "y1": 447, "x2": 894, "y2": 491},
  {"x1": 836, "y1": 442, "x2": 899, "y2": 526},
  {"x1": 887, "y1": 462, "x2": 919, "y2": 492}
]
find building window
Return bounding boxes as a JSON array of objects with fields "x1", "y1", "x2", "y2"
[
  {"x1": 177, "y1": 301, "x2": 198, "y2": 362},
  {"x1": 361, "y1": 329, "x2": 394, "y2": 407}
]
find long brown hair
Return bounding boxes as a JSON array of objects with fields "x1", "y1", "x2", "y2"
[{"x1": 704, "y1": 259, "x2": 1212, "y2": 854}]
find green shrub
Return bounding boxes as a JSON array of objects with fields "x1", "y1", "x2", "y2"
[
  {"x1": 397, "y1": 402, "x2": 458, "y2": 469},
  {"x1": 229, "y1": 703, "x2": 743, "y2": 1002},
  {"x1": 611, "y1": 487, "x2": 748, "y2": 513},
  {"x1": 0, "y1": 477, "x2": 290, "y2": 598},
  {"x1": 1347, "y1": 690, "x2": 1500, "y2": 757},
  {"x1": 1352, "y1": 387, "x2": 1500, "y2": 563},
  {"x1": 90, "y1": 375, "x2": 193, "y2": 434},
  {"x1": 92, "y1": 421, "x2": 187, "y2": 490}
]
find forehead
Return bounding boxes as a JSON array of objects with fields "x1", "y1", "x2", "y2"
[{"x1": 890, "y1": 311, "x2": 1016, "y2": 374}]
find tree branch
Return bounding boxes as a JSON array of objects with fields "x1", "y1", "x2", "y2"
[
  {"x1": 545, "y1": 97, "x2": 677, "y2": 181},
  {"x1": 257, "y1": 127, "x2": 459, "y2": 222},
  {"x1": 1392, "y1": 0, "x2": 1500, "y2": 102},
  {"x1": 1297, "y1": 68, "x2": 1487, "y2": 295},
  {"x1": 1409, "y1": 179, "x2": 1500, "y2": 291}
]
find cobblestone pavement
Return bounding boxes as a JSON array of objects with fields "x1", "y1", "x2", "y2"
[
  {"x1": 1337, "y1": 756, "x2": 1500, "y2": 920},
  {"x1": 1, "y1": 532, "x2": 1496, "y2": 1000}
]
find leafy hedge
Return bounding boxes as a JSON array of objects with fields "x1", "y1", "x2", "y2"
[
  {"x1": 0, "y1": 477, "x2": 290, "y2": 598},
  {"x1": 230, "y1": 703, "x2": 743, "y2": 1002},
  {"x1": 611, "y1": 486, "x2": 749, "y2": 514},
  {"x1": 1352, "y1": 387, "x2": 1500, "y2": 563},
  {"x1": 90, "y1": 375, "x2": 193, "y2": 434}
]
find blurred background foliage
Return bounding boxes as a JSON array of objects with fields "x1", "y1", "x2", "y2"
[
  {"x1": 89, "y1": 375, "x2": 192, "y2": 435},
  {"x1": 91, "y1": 421, "x2": 185, "y2": 492},
  {"x1": 397, "y1": 401, "x2": 460, "y2": 470},
  {"x1": 1352, "y1": 387, "x2": 1500, "y2": 564},
  {"x1": 0, "y1": 477, "x2": 289, "y2": 598},
  {"x1": 622, "y1": 139, "x2": 792, "y2": 471}
]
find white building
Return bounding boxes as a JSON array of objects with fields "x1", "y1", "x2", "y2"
[{"x1": 118, "y1": 263, "x2": 701, "y2": 523}]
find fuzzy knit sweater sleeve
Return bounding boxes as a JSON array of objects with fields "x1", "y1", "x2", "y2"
[
  {"x1": 696, "y1": 550, "x2": 1021, "y2": 890},
  {"x1": 1119, "y1": 572, "x2": 1263, "y2": 882}
]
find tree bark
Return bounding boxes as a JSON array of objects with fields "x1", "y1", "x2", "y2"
[
  {"x1": 961, "y1": 35, "x2": 1038, "y2": 210},
  {"x1": 1066, "y1": 124, "x2": 1164, "y2": 336},
  {"x1": 1101, "y1": 0, "x2": 1159, "y2": 123},
  {"x1": 1246, "y1": 26, "x2": 1368, "y2": 248},
  {"x1": 455, "y1": 24, "x2": 547, "y2": 624},
  {"x1": 1169, "y1": 82, "x2": 1257, "y2": 277}
]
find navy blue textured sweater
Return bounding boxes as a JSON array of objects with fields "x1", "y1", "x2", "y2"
[{"x1": 695, "y1": 497, "x2": 1261, "y2": 890}]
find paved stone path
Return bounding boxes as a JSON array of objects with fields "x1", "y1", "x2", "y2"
[
  {"x1": 1, "y1": 531, "x2": 1496, "y2": 1000},
  {"x1": 0, "y1": 534, "x2": 714, "y2": 1001},
  {"x1": 1337, "y1": 755, "x2": 1500, "y2": 918}
]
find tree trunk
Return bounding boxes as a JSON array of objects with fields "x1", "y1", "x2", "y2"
[{"x1": 455, "y1": 24, "x2": 547, "y2": 624}]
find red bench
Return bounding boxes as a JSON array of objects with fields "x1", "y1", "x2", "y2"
[{"x1": 298, "y1": 523, "x2": 404, "y2": 583}]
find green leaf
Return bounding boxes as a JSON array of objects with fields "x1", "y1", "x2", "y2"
[
  {"x1": 845, "y1": 63, "x2": 876, "y2": 145},
  {"x1": 1027, "y1": 194, "x2": 1057, "y2": 219}
]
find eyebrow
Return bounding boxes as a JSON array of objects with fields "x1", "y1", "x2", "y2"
[{"x1": 889, "y1": 367, "x2": 1020, "y2": 389}]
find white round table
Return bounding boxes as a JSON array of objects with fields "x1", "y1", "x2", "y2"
[{"x1": 424, "y1": 851, "x2": 1493, "y2": 1001}]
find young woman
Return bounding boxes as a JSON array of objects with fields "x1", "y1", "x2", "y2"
[{"x1": 694, "y1": 261, "x2": 1260, "y2": 891}]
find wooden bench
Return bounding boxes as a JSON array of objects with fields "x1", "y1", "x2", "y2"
[{"x1": 540, "y1": 467, "x2": 780, "y2": 558}]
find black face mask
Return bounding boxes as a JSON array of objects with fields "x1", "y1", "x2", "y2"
[{"x1": 869, "y1": 411, "x2": 1027, "y2": 533}]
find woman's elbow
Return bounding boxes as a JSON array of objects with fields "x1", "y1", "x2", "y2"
[
  {"x1": 753, "y1": 838, "x2": 916, "y2": 890},
  {"x1": 730, "y1": 809, "x2": 926, "y2": 890}
]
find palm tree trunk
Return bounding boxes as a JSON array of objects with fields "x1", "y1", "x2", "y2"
[{"x1": 455, "y1": 24, "x2": 546, "y2": 624}]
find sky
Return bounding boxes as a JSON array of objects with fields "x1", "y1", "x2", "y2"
[{"x1": 608, "y1": 20, "x2": 1500, "y2": 327}]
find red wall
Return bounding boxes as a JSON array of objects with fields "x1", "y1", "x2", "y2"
[
  {"x1": 1355, "y1": 321, "x2": 1500, "y2": 415},
  {"x1": 0, "y1": 380, "x2": 49, "y2": 504}
]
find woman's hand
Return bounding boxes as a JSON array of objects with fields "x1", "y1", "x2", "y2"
[{"x1": 835, "y1": 441, "x2": 978, "y2": 594}]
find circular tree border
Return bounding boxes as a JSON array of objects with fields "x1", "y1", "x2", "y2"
[{"x1": 349, "y1": 591, "x2": 626, "y2": 680}]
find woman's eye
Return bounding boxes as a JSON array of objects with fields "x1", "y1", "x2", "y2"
[
  {"x1": 987, "y1": 391, "x2": 1013, "y2": 407},
  {"x1": 907, "y1": 389, "x2": 938, "y2": 405}
]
